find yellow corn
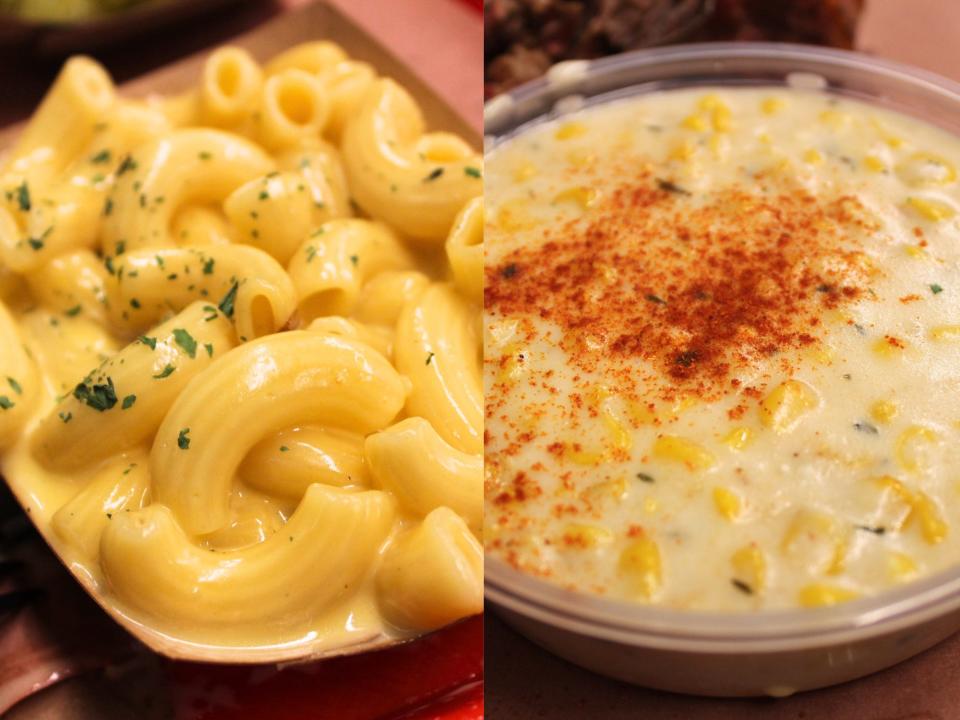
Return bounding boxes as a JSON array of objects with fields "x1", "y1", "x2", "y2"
[
  {"x1": 803, "y1": 148, "x2": 824, "y2": 165},
  {"x1": 760, "y1": 97, "x2": 784, "y2": 116},
  {"x1": 713, "y1": 487, "x2": 742, "y2": 521},
  {"x1": 513, "y1": 161, "x2": 537, "y2": 182},
  {"x1": 669, "y1": 139, "x2": 695, "y2": 161},
  {"x1": 722, "y1": 426, "x2": 753, "y2": 451},
  {"x1": 912, "y1": 491, "x2": 948, "y2": 544},
  {"x1": 495, "y1": 343, "x2": 528, "y2": 384},
  {"x1": 896, "y1": 152, "x2": 957, "y2": 187},
  {"x1": 895, "y1": 425, "x2": 939, "y2": 473},
  {"x1": 495, "y1": 197, "x2": 536, "y2": 232},
  {"x1": 580, "y1": 477, "x2": 627, "y2": 504},
  {"x1": 627, "y1": 400, "x2": 657, "y2": 425},
  {"x1": 652, "y1": 435, "x2": 715, "y2": 471},
  {"x1": 864, "y1": 155, "x2": 886, "y2": 173},
  {"x1": 759, "y1": 380, "x2": 818, "y2": 434},
  {"x1": 781, "y1": 509, "x2": 846, "y2": 575},
  {"x1": 709, "y1": 103, "x2": 733, "y2": 133},
  {"x1": 872, "y1": 475, "x2": 915, "y2": 532},
  {"x1": 930, "y1": 325, "x2": 960, "y2": 342},
  {"x1": 887, "y1": 552, "x2": 918, "y2": 582},
  {"x1": 619, "y1": 537, "x2": 662, "y2": 599},
  {"x1": 562, "y1": 524, "x2": 613, "y2": 549},
  {"x1": 731, "y1": 545, "x2": 766, "y2": 594},
  {"x1": 869, "y1": 400, "x2": 898, "y2": 424},
  {"x1": 872, "y1": 336, "x2": 909, "y2": 358},
  {"x1": 643, "y1": 496, "x2": 659, "y2": 515},
  {"x1": 565, "y1": 443, "x2": 604, "y2": 466},
  {"x1": 602, "y1": 408, "x2": 633, "y2": 452},
  {"x1": 555, "y1": 121, "x2": 587, "y2": 140},
  {"x1": 798, "y1": 583, "x2": 860, "y2": 608},
  {"x1": 818, "y1": 109, "x2": 849, "y2": 128},
  {"x1": 553, "y1": 186, "x2": 599, "y2": 210},
  {"x1": 681, "y1": 113, "x2": 708, "y2": 132},
  {"x1": 904, "y1": 244, "x2": 928, "y2": 259},
  {"x1": 905, "y1": 196, "x2": 956, "y2": 221}
]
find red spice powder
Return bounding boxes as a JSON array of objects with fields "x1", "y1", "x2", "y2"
[{"x1": 486, "y1": 173, "x2": 879, "y2": 403}]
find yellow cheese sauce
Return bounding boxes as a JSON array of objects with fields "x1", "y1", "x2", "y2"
[{"x1": 484, "y1": 88, "x2": 960, "y2": 610}]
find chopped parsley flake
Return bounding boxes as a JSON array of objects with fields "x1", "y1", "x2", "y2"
[
  {"x1": 217, "y1": 281, "x2": 239, "y2": 318},
  {"x1": 59, "y1": 411, "x2": 72, "y2": 423},
  {"x1": 73, "y1": 377, "x2": 117, "y2": 412},
  {"x1": 130, "y1": 298, "x2": 141, "y2": 309},
  {"x1": 645, "y1": 294, "x2": 666, "y2": 305},
  {"x1": 202, "y1": 258, "x2": 215, "y2": 275},
  {"x1": 854, "y1": 421, "x2": 879, "y2": 435},
  {"x1": 0, "y1": 396, "x2": 13, "y2": 410},
  {"x1": 177, "y1": 428, "x2": 191, "y2": 449},
  {"x1": 636, "y1": 472, "x2": 655, "y2": 483},
  {"x1": 931, "y1": 283, "x2": 944, "y2": 295},
  {"x1": 203, "y1": 305, "x2": 218, "y2": 322},
  {"x1": 280, "y1": 446, "x2": 290, "y2": 452},
  {"x1": 349, "y1": 254, "x2": 359, "y2": 267},
  {"x1": 731, "y1": 579, "x2": 754, "y2": 595},
  {"x1": 139, "y1": 336, "x2": 157, "y2": 350},
  {"x1": 16, "y1": 181, "x2": 30, "y2": 211},
  {"x1": 198, "y1": 151, "x2": 212, "y2": 160},
  {"x1": 103, "y1": 198, "x2": 114, "y2": 216},
  {"x1": 423, "y1": 167, "x2": 444, "y2": 182},
  {"x1": 116, "y1": 155, "x2": 138, "y2": 176},
  {"x1": 173, "y1": 328, "x2": 198, "y2": 358},
  {"x1": 465, "y1": 166, "x2": 481, "y2": 178},
  {"x1": 425, "y1": 351, "x2": 435, "y2": 366},
  {"x1": 65, "y1": 305, "x2": 82, "y2": 317},
  {"x1": 153, "y1": 364, "x2": 175, "y2": 379},
  {"x1": 90, "y1": 149, "x2": 112, "y2": 164},
  {"x1": 204, "y1": 343, "x2": 214, "y2": 358},
  {"x1": 7, "y1": 377, "x2": 22, "y2": 395},
  {"x1": 115, "y1": 240, "x2": 126, "y2": 255},
  {"x1": 122, "y1": 394, "x2": 137, "y2": 409},
  {"x1": 258, "y1": 190, "x2": 269, "y2": 200},
  {"x1": 655, "y1": 178, "x2": 692, "y2": 196}
]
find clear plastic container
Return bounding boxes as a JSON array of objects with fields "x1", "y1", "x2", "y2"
[{"x1": 483, "y1": 43, "x2": 960, "y2": 698}]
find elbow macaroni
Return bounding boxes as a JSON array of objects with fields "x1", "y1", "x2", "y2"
[{"x1": 0, "y1": 44, "x2": 482, "y2": 654}]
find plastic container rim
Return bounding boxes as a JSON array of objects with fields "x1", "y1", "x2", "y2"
[{"x1": 483, "y1": 41, "x2": 960, "y2": 653}]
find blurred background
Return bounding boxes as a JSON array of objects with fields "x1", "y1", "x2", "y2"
[{"x1": 484, "y1": 0, "x2": 960, "y2": 97}]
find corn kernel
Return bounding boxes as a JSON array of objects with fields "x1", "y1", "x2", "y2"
[
  {"x1": 887, "y1": 551, "x2": 918, "y2": 582},
  {"x1": 803, "y1": 148, "x2": 824, "y2": 165},
  {"x1": 627, "y1": 400, "x2": 657, "y2": 425},
  {"x1": 581, "y1": 477, "x2": 627, "y2": 504},
  {"x1": 602, "y1": 408, "x2": 633, "y2": 451},
  {"x1": 782, "y1": 510, "x2": 846, "y2": 575},
  {"x1": 619, "y1": 537, "x2": 662, "y2": 599},
  {"x1": 652, "y1": 435, "x2": 715, "y2": 471},
  {"x1": 565, "y1": 443, "x2": 604, "y2": 466},
  {"x1": 555, "y1": 121, "x2": 587, "y2": 140},
  {"x1": 562, "y1": 524, "x2": 613, "y2": 549},
  {"x1": 895, "y1": 425, "x2": 939, "y2": 473},
  {"x1": 818, "y1": 109, "x2": 850, "y2": 128},
  {"x1": 495, "y1": 197, "x2": 536, "y2": 232},
  {"x1": 710, "y1": 103, "x2": 733, "y2": 133},
  {"x1": 669, "y1": 139, "x2": 695, "y2": 161},
  {"x1": 761, "y1": 97, "x2": 784, "y2": 115},
  {"x1": 798, "y1": 583, "x2": 860, "y2": 607},
  {"x1": 864, "y1": 155, "x2": 886, "y2": 173},
  {"x1": 896, "y1": 152, "x2": 957, "y2": 187},
  {"x1": 713, "y1": 487, "x2": 742, "y2": 521},
  {"x1": 904, "y1": 244, "x2": 928, "y2": 259},
  {"x1": 731, "y1": 545, "x2": 766, "y2": 593},
  {"x1": 513, "y1": 161, "x2": 537, "y2": 182},
  {"x1": 872, "y1": 336, "x2": 909, "y2": 358},
  {"x1": 912, "y1": 491, "x2": 948, "y2": 544},
  {"x1": 869, "y1": 399, "x2": 898, "y2": 424},
  {"x1": 872, "y1": 475, "x2": 915, "y2": 532},
  {"x1": 905, "y1": 196, "x2": 956, "y2": 221},
  {"x1": 553, "y1": 186, "x2": 599, "y2": 210},
  {"x1": 495, "y1": 343, "x2": 527, "y2": 384},
  {"x1": 697, "y1": 93, "x2": 723, "y2": 111},
  {"x1": 681, "y1": 114, "x2": 708, "y2": 132},
  {"x1": 931, "y1": 325, "x2": 960, "y2": 342},
  {"x1": 722, "y1": 426, "x2": 754, "y2": 451},
  {"x1": 759, "y1": 380, "x2": 818, "y2": 434}
]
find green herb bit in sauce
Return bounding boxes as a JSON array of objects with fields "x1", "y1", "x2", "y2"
[
  {"x1": 153, "y1": 364, "x2": 175, "y2": 379},
  {"x1": 218, "y1": 281, "x2": 239, "y2": 318},
  {"x1": 173, "y1": 328, "x2": 198, "y2": 358},
  {"x1": 177, "y1": 428, "x2": 191, "y2": 449},
  {"x1": 122, "y1": 394, "x2": 137, "y2": 409},
  {"x1": 73, "y1": 377, "x2": 117, "y2": 411}
]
